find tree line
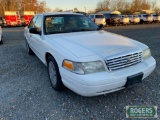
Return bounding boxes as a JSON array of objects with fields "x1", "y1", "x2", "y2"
[
  {"x1": 0, "y1": 0, "x2": 51, "y2": 17},
  {"x1": 0, "y1": 0, "x2": 159, "y2": 17},
  {"x1": 95, "y1": 0, "x2": 160, "y2": 14}
]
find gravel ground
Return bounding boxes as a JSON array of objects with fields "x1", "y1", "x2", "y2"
[{"x1": 0, "y1": 24, "x2": 160, "y2": 120}]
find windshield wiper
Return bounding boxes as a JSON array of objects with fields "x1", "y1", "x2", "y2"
[
  {"x1": 47, "y1": 31, "x2": 72, "y2": 34},
  {"x1": 47, "y1": 29, "x2": 96, "y2": 34},
  {"x1": 71, "y1": 28, "x2": 96, "y2": 32}
]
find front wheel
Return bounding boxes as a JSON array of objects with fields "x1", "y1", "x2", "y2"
[
  {"x1": 129, "y1": 21, "x2": 132, "y2": 25},
  {"x1": 0, "y1": 36, "x2": 3, "y2": 44},
  {"x1": 47, "y1": 56, "x2": 64, "y2": 90},
  {"x1": 26, "y1": 41, "x2": 34, "y2": 55},
  {"x1": 0, "y1": 40, "x2": 3, "y2": 44},
  {"x1": 140, "y1": 20, "x2": 144, "y2": 24}
]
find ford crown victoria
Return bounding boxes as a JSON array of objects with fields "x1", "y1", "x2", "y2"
[{"x1": 24, "y1": 12, "x2": 156, "y2": 96}]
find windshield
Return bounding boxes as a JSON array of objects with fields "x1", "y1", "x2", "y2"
[
  {"x1": 153, "y1": 14, "x2": 160, "y2": 17},
  {"x1": 110, "y1": 14, "x2": 120, "y2": 18},
  {"x1": 143, "y1": 15, "x2": 152, "y2": 17},
  {"x1": 45, "y1": 15, "x2": 98, "y2": 34},
  {"x1": 122, "y1": 15, "x2": 128, "y2": 18},
  {"x1": 133, "y1": 15, "x2": 139, "y2": 18},
  {"x1": 95, "y1": 15, "x2": 104, "y2": 18}
]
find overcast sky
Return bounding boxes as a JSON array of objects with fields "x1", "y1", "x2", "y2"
[{"x1": 46, "y1": 0, "x2": 160, "y2": 12}]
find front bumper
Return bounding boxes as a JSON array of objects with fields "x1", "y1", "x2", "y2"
[
  {"x1": 121, "y1": 21, "x2": 130, "y2": 24},
  {"x1": 133, "y1": 20, "x2": 140, "y2": 23},
  {"x1": 60, "y1": 57, "x2": 156, "y2": 97},
  {"x1": 96, "y1": 22, "x2": 106, "y2": 26},
  {"x1": 145, "y1": 20, "x2": 153, "y2": 22}
]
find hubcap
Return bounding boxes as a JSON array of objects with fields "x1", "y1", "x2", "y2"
[{"x1": 48, "y1": 61, "x2": 57, "y2": 85}]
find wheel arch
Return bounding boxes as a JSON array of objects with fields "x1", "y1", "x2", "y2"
[
  {"x1": 45, "y1": 52, "x2": 53, "y2": 63},
  {"x1": 45, "y1": 52, "x2": 59, "y2": 67},
  {"x1": 45, "y1": 52, "x2": 65, "y2": 90}
]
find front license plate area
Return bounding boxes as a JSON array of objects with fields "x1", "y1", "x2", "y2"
[{"x1": 125, "y1": 72, "x2": 143, "y2": 87}]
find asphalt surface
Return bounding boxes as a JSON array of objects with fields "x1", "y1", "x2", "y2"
[{"x1": 0, "y1": 24, "x2": 160, "y2": 120}]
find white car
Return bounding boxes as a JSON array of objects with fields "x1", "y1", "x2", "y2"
[
  {"x1": 0, "y1": 26, "x2": 2, "y2": 44},
  {"x1": 24, "y1": 12, "x2": 156, "y2": 97},
  {"x1": 88, "y1": 14, "x2": 106, "y2": 26},
  {"x1": 138, "y1": 14, "x2": 153, "y2": 24},
  {"x1": 120, "y1": 15, "x2": 130, "y2": 25},
  {"x1": 128, "y1": 15, "x2": 140, "y2": 24},
  {"x1": 151, "y1": 14, "x2": 160, "y2": 23}
]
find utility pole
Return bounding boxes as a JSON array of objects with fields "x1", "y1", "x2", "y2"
[{"x1": 84, "y1": 7, "x2": 86, "y2": 13}]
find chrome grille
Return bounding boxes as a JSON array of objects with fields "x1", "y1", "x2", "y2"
[{"x1": 106, "y1": 52, "x2": 142, "y2": 71}]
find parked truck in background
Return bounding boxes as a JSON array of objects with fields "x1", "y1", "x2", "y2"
[
  {"x1": 22, "y1": 11, "x2": 37, "y2": 26},
  {"x1": 98, "y1": 11, "x2": 121, "y2": 26},
  {"x1": 5, "y1": 11, "x2": 21, "y2": 26}
]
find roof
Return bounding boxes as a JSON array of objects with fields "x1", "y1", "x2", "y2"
[
  {"x1": 134, "y1": 10, "x2": 155, "y2": 15},
  {"x1": 37, "y1": 12, "x2": 83, "y2": 16},
  {"x1": 97, "y1": 10, "x2": 121, "y2": 15},
  {"x1": 88, "y1": 14, "x2": 104, "y2": 15}
]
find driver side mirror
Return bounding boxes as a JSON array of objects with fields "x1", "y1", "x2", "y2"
[{"x1": 29, "y1": 28, "x2": 41, "y2": 35}]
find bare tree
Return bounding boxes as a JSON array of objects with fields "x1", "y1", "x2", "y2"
[
  {"x1": 151, "y1": 0, "x2": 156, "y2": 10},
  {"x1": 53, "y1": 8, "x2": 63, "y2": 12},
  {"x1": 110, "y1": 0, "x2": 127, "y2": 11},
  {"x1": 151, "y1": 0, "x2": 160, "y2": 12},
  {"x1": 0, "y1": 0, "x2": 50, "y2": 17},
  {"x1": 130, "y1": 0, "x2": 151, "y2": 13},
  {"x1": 96, "y1": 0, "x2": 110, "y2": 13},
  {"x1": 74, "y1": 8, "x2": 78, "y2": 12}
]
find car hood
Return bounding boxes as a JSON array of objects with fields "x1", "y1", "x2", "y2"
[{"x1": 47, "y1": 31, "x2": 142, "y2": 58}]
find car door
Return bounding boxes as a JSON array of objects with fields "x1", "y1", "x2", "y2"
[
  {"x1": 29, "y1": 15, "x2": 44, "y2": 61},
  {"x1": 25, "y1": 16, "x2": 38, "y2": 50}
]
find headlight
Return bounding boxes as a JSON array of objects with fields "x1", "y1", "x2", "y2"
[
  {"x1": 62, "y1": 60, "x2": 106, "y2": 74},
  {"x1": 143, "y1": 48, "x2": 151, "y2": 60}
]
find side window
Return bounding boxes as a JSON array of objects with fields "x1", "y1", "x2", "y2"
[
  {"x1": 28, "y1": 16, "x2": 38, "y2": 28},
  {"x1": 90, "y1": 15, "x2": 94, "y2": 19},
  {"x1": 34, "y1": 15, "x2": 43, "y2": 31}
]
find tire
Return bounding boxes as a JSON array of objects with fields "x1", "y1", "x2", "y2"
[
  {"x1": 47, "y1": 56, "x2": 64, "y2": 90},
  {"x1": 130, "y1": 21, "x2": 133, "y2": 25},
  {"x1": 0, "y1": 36, "x2": 3, "y2": 44},
  {"x1": 0, "y1": 40, "x2": 3, "y2": 44},
  {"x1": 140, "y1": 20, "x2": 144, "y2": 24},
  {"x1": 26, "y1": 41, "x2": 34, "y2": 55}
]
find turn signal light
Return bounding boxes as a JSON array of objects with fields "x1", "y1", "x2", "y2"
[{"x1": 63, "y1": 60, "x2": 74, "y2": 71}]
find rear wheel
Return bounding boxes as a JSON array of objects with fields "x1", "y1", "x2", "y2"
[{"x1": 47, "y1": 56, "x2": 64, "y2": 90}]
